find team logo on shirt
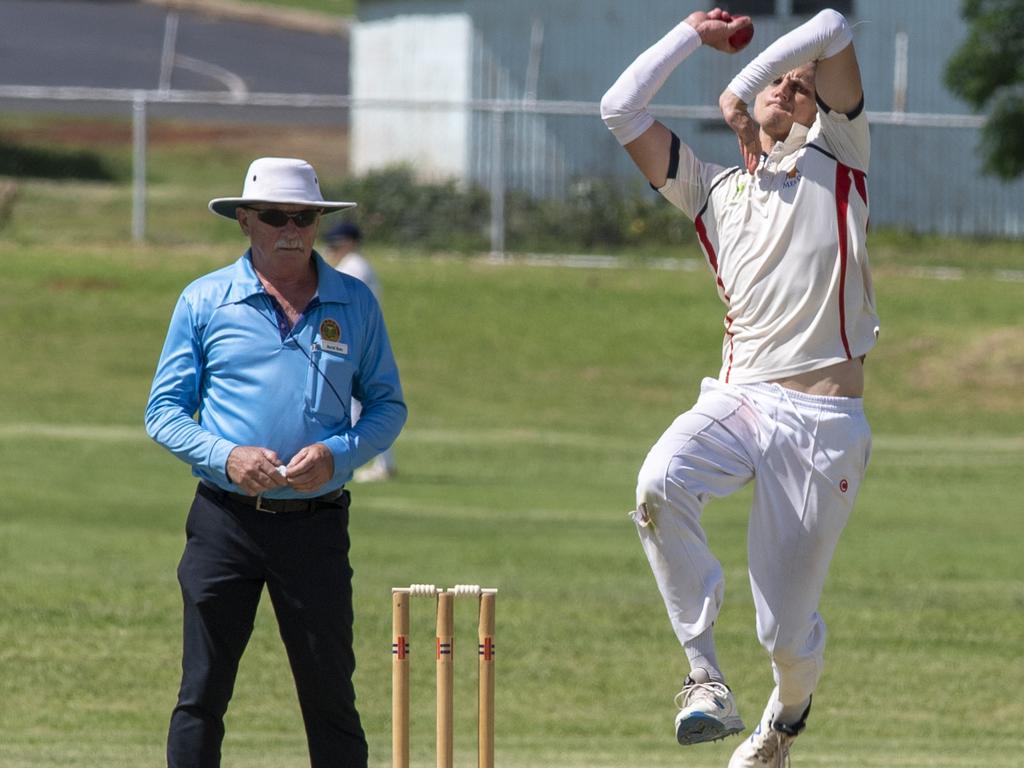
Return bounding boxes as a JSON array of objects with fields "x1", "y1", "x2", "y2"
[
  {"x1": 320, "y1": 319, "x2": 341, "y2": 341},
  {"x1": 782, "y1": 167, "x2": 802, "y2": 189},
  {"x1": 319, "y1": 319, "x2": 348, "y2": 354}
]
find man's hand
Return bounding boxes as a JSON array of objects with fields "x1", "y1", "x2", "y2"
[
  {"x1": 226, "y1": 446, "x2": 289, "y2": 495},
  {"x1": 719, "y1": 89, "x2": 762, "y2": 174},
  {"x1": 685, "y1": 8, "x2": 753, "y2": 53},
  {"x1": 286, "y1": 442, "x2": 335, "y2": 494}
]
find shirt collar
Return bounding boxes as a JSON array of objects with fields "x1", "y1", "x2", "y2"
[
  {"x1": 222, "y1": 249, "x2": 351, "y2": 305},
  {"x1": 313, "y1": 250, "x2": 350, "y2": 304},
  {"x1": 766, "y1": 121, "x2": 811, "y2": 164}
]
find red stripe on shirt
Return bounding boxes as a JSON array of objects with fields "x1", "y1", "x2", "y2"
[
  {"x1": 695, "y1": 215, "x2": 729, "y2": 299},
  {"x1": 853, "y1": 169, "x2": 867, "y2": 205},
  {"x1": 695, "y1": 214, "x2": 734, "y2": 380},
  {"x1": 723, "y1": 315, "x2": 736, "y2": 383},
  {"x1": 834, "y1": 164, "x2": 854, "y2": 359}
]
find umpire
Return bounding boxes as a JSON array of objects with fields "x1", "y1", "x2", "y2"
[{"x1": 145, "y1": 157, "x2": 407, "y2": 768}]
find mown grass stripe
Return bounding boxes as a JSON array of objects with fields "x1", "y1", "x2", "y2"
[{"x1": 2, "y1": 421, "x2": 1022, "y2": 453}]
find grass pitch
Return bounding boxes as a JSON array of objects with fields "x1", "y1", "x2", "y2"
[
  {"x1": 1, "y1": 112, "x2": 1022, "y2": 767},
  {"x1": 0, "y1": 240, "x2": 1022, "y2": 768}
]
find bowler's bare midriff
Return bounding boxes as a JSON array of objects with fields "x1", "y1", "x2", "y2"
[{"x1": 772, "y1": 357, "x2": 864, "y2": 398}]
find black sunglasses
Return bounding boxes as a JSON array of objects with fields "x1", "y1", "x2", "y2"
[{"x1": 246, "y1": 208, "x2": 322, "y2": 228}]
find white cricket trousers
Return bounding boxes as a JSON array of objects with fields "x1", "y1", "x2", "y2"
[{"x1": 633, "y1": 377, "x2": 871, "y2": 707}]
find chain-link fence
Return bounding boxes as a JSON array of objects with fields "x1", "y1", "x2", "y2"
[{"x1": 3, "y1": 82, "x2": 1019, "y2": 251}]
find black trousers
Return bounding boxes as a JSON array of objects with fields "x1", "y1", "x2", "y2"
[{"x1": 167, "y1": 484, "x2": 368, "y2": 768}]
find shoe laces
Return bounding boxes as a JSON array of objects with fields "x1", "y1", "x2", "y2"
[
  {"x1": 674, "y1": 679, "x2": 730, "y2": 710},
  {"x1": 752, "y1": 726, "x2": 795, "y2": 767}
]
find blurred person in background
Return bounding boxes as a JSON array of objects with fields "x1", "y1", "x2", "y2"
[{"x1": 324, "y1": 221, "x2": 398, "y2": 482}]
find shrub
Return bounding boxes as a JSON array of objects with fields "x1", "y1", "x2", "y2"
[
  {"x1": 325, "y1": 165, "x2": 698, "y2": 254},
  {"x1": 325, "y1": 166, "x2": 490, "y2": 252},
  {"x1": 0, "y1": 141, "x2": 116, "y2": 181}
]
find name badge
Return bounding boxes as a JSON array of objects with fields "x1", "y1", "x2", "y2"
[
  {"x1": 319, "y1": 318, "x2": 348, "y2": 355},
  {"x1": 322, "y1": 340, "x2": 348, "y2": 355}
]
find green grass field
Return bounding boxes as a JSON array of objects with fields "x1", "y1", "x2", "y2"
[
  {"x1": 233, "y1": 0, "x2": 357, "y2": 19},
  {"x1": 1, "y1": 115, "x2": 1023, "y2": 767}
]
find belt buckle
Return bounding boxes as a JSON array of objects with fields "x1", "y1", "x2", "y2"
[{"x1": 255, "y1": 494, "x2": 277, "y2": 514}]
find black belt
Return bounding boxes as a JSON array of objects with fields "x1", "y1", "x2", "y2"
[{"x1": 199, "y1": 482, "x2": 347, "y2": 514}]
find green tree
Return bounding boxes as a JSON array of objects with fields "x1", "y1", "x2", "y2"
[{"x1": 944, "y1": 0, "x2": 1024, "y2": 179}]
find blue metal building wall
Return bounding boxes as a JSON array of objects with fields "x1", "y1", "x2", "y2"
[{"x1": 358, "y1": 0, "x2": 1024, "y2": 237}]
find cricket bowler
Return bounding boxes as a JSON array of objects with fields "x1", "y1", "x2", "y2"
[{"x1": 601, "y1": 7, "x2": 876, "y2": 766}]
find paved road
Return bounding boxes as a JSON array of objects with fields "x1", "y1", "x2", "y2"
[{"x1": 0, "y1": 0, "x2": 349, "y2": 124}]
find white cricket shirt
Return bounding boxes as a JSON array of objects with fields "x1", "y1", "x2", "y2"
[{"x1": 658, "y1": 102, "x2": 879, "y2": 383}]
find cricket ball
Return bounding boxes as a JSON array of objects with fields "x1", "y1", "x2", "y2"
[{"x1": 729, "y1": 24, "x2": 754, "y2": 50}]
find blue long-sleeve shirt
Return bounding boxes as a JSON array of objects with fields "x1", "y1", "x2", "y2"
[{"x1": 145, "y1": 250, "x2": 407, "y2": 497}]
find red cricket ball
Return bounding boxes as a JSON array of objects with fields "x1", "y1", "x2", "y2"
[{"x1": 729, "y1": 24, "x2": 754, "y2": 50}]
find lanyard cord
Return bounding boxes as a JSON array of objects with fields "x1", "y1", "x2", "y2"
[{"x1": 252, "y1": 296, "x2": 350, "y2": 416}]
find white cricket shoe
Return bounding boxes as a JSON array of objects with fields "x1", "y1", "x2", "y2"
[
  {"x1": 674, "y1": 668, "x2": 745, "y2": 745},
  {"x1": 727, "y1": 704, "x2": 809, "y2": 767}
]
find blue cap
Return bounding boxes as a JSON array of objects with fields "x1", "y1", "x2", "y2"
[{"x1": 324, "y1": 221, "x2": 362, "y2": 244}]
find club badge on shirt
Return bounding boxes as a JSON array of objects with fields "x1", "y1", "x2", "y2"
[{"x1": 319, "y1": 318, "x2": 348, "y2": 355}]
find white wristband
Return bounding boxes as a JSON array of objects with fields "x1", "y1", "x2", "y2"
[
  {"x1": 601, "y1": 21, "x2": 701, "y2": 146},
  {"x1": 726, "y1": 9, "x2": 853, "y2": 104}
]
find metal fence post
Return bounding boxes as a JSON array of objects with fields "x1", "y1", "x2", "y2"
[
  {"x1": 489, "y1": 108, "x2": 505, "y2": 258},
  {"x1": 131, "y1": 93, "x2": 147, "y2": 243},
  {"x1": 893, "y1": 30, "x2": 909, "y2": 114}
]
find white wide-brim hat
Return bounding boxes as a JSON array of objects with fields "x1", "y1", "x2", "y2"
[{"x1": 208, "y1": 157, "x2": 356, "y2": 219}]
